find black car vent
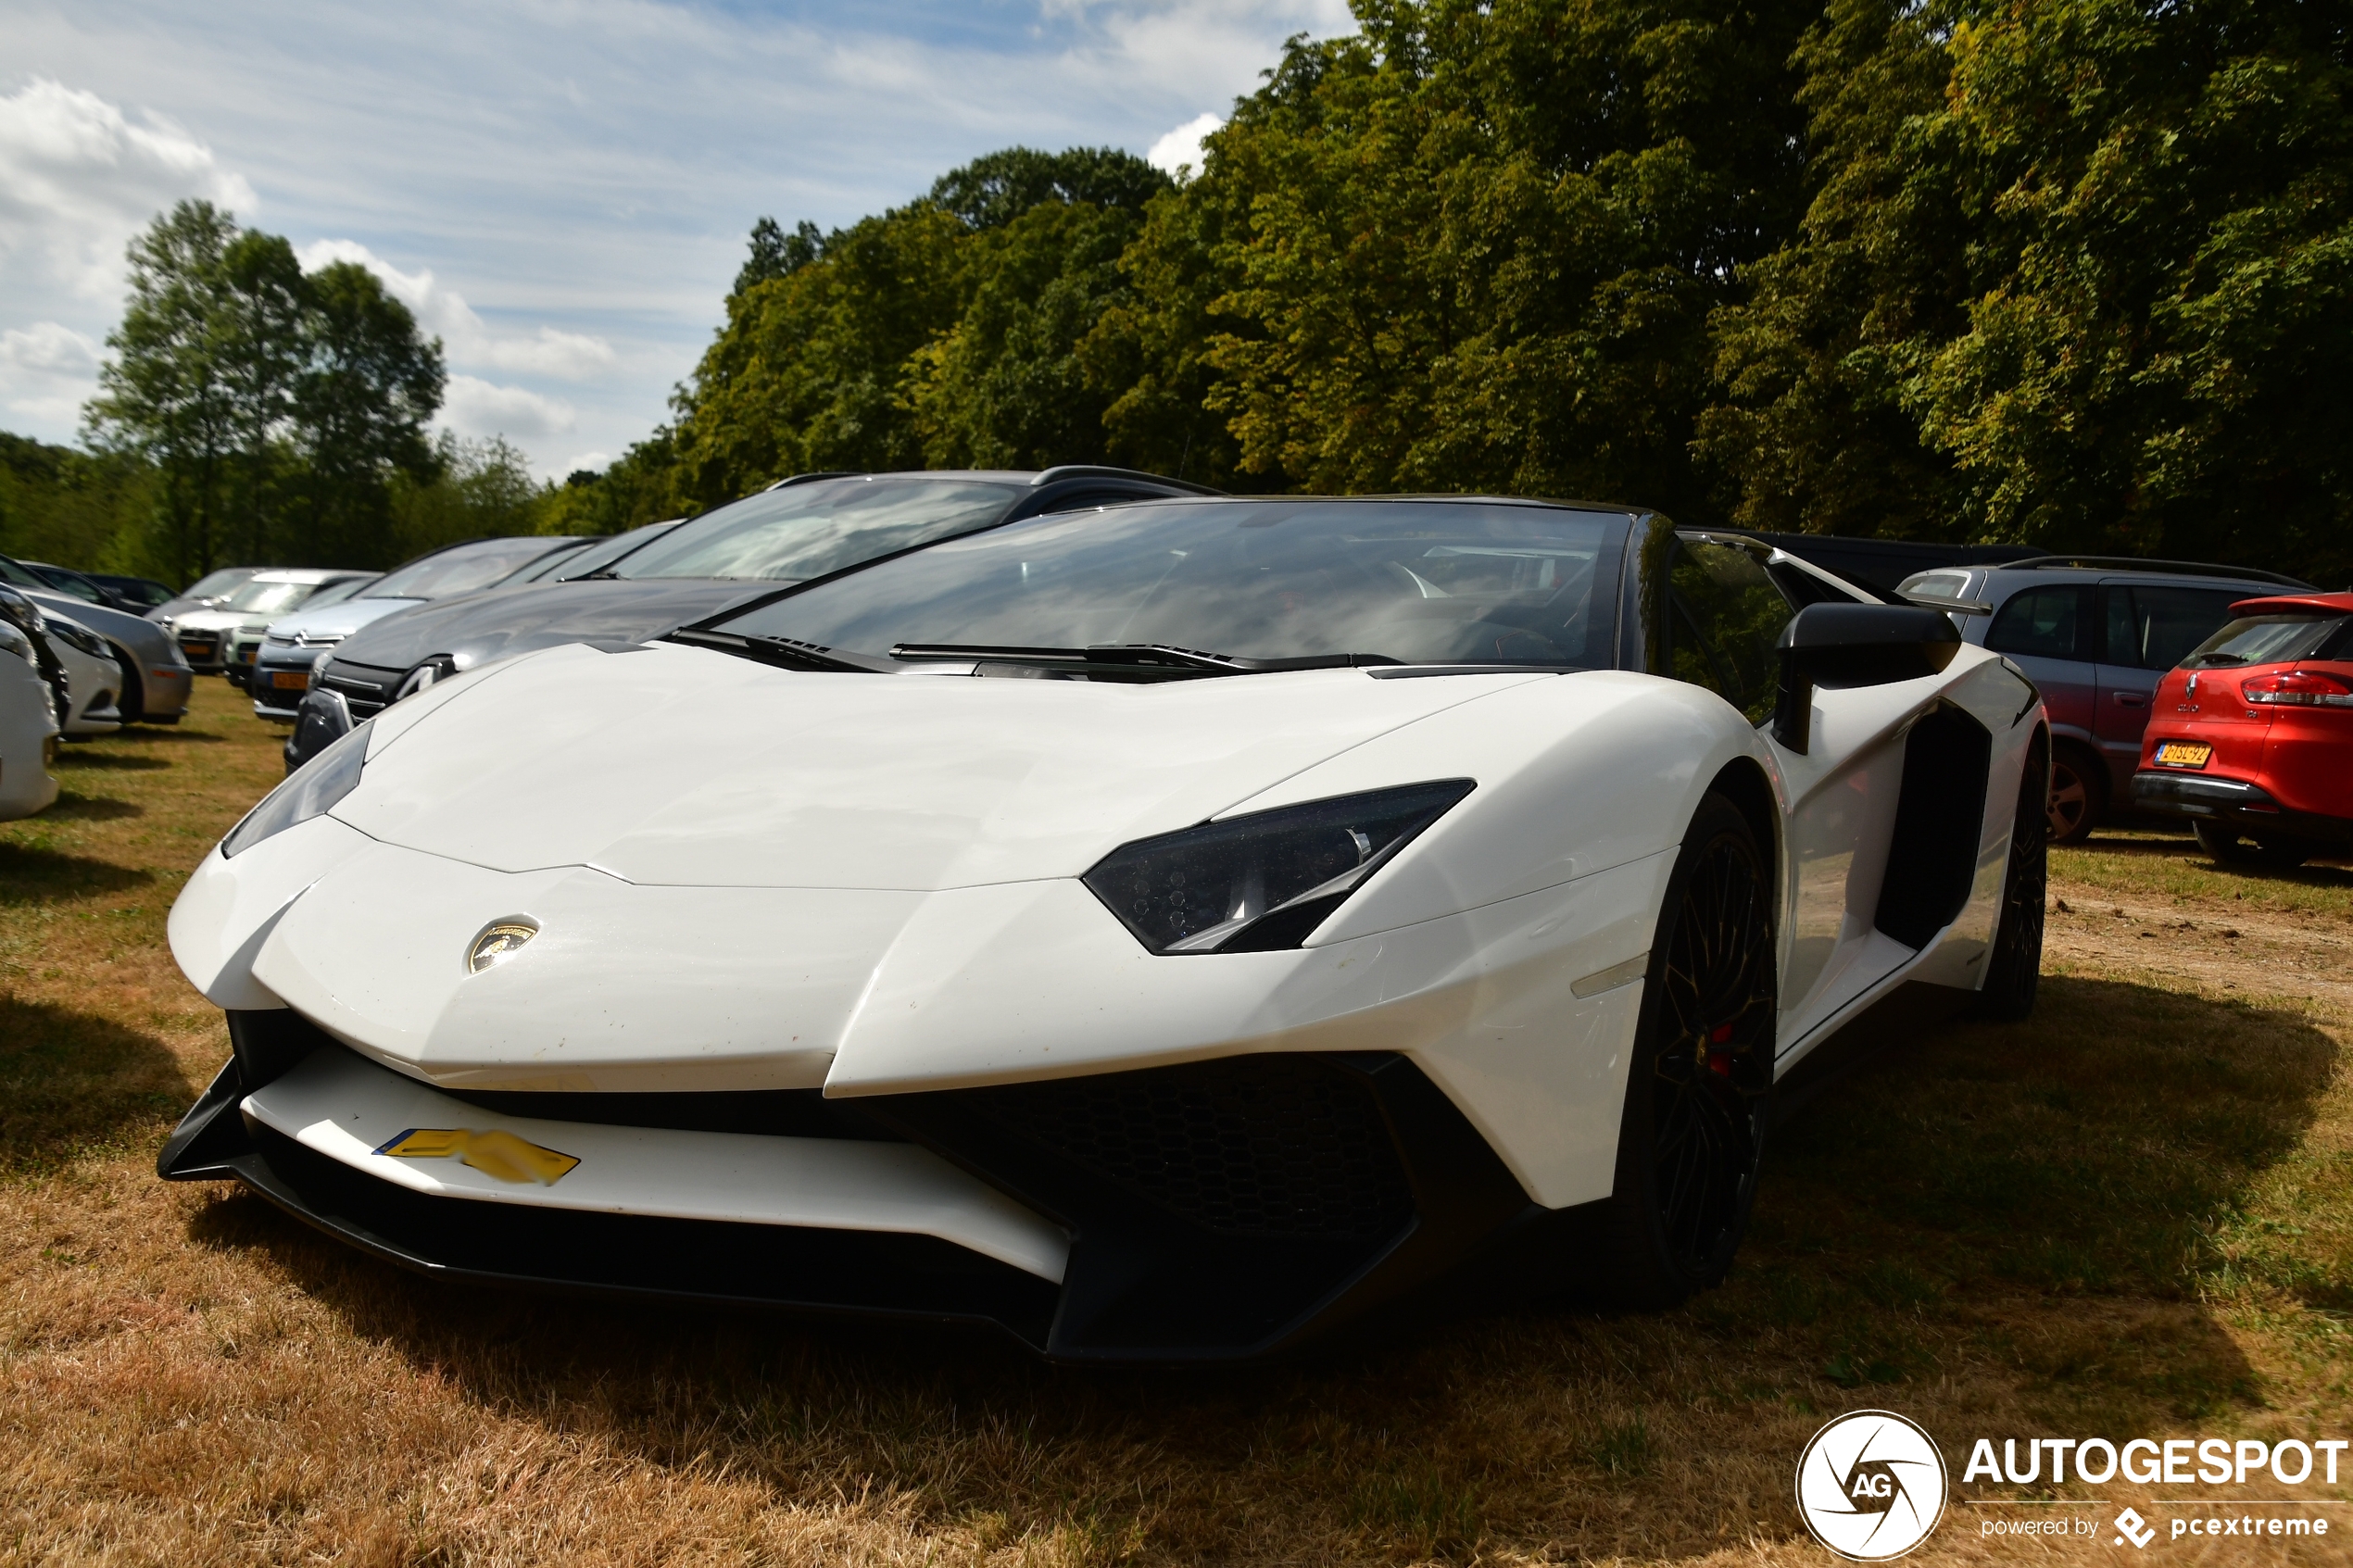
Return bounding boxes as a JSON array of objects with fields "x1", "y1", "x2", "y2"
[{"x1": 967, "y1": 1055, "x2": 1413, "y2": 1239}]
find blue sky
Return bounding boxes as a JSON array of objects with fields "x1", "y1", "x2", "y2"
[{"x1": 0, "y1": 0, "x2": 1347, "y2": 477}]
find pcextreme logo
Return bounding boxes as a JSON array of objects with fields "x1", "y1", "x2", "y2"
[{"x1": 1796, "y1": 1411, "x2": 1950, "y2": 1561}]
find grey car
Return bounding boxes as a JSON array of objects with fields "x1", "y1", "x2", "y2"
[
  {"x1": 283, "y1": 468, "x2": 1211, "y2": 770},
  {"x1": 1897, "y1": 556, "x2": 2309, "y2": 841},
  {"x1": 0, "y1": 553, "x2": 194, "y2": 724}
]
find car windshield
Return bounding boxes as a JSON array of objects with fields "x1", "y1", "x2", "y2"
[
  {"x1": 225, "y1": 578, "x2": 328, "y2": 614},
  {"x1": 0, "y1": 557, "x2": 45, "y2": 589},
  {"x1": 299, "y1": 576, "x2": 379, "y2": 611},
  {"x1": 614, "y1": 477, "x2": 1018, "y2": 582},
  {"x1": 711, "y1": 499, "x2": 1627, "y2": 670},
  {"x1": 516, "y1": 528, "x2": 665, "y2": 582},
  {"x1": 184, "y1": 569, "x2": 253, "y2": 598},
  {"x1": 2183, "y1": 611, "x2": 2351, "y2": 668},
  {"x1": 366, "y1": 537, "x2": 583, "y2": 599}
]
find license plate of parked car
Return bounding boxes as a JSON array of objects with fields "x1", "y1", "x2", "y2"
[
  {"x1": 183, "y1": 643, "x2": 215, "y2": 659},
  {"x1": 270, "y1": 671, "x2": 308, "y2": 691},
  {"x1": 2156, "y1": 741, "x2": 2212, "y2": 768}
]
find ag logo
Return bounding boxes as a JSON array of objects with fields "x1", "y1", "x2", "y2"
[{"x1": 1795, "y1": 1410, "x2": 1948, "y2": 1561}]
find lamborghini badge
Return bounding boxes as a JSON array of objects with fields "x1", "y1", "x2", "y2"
[
  {"x1": 375, "y1": 1127, "x2": 580, "y2": 1185},
  {"x1": 467, "y1": 920, "x2": 538, "y2": 973}
]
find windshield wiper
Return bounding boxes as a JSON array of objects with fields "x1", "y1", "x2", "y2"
[
  {"x1": 886, "y1": 643, "x2": 1403, "y2": 677},
  {"x1": 663, "y1": 627, "x2": 887, "y2": 673}
]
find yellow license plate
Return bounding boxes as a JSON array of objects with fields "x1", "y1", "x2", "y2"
[
  {"x1": 2156, "y1": 741, "x2": 2212, "y2": 769},
  {"x1": 182, "y1": 642, "x2": 215, "y2": 659},
  {"x1": 270, "y1": 671, "x2": 308, "y2": 690}
]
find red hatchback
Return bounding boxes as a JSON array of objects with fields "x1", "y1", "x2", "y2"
[{"x1": 2131, "y1": 592, "x2": 2353, "y2": 866}]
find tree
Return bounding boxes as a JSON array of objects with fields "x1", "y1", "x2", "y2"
[
  {"x1": 84, "y1": 202, "x2": 445, "y2": 573},
  {"x1": 1701, "y1": 0, "x2": 2353, "y2": 581},
  {"x1": 84, "y1": 201, "x2": 244, "y2": 583}
]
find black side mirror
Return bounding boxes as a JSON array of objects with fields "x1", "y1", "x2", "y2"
[{"x1": 1773, "y1": 604, "x2": 1962, "y2": 753}]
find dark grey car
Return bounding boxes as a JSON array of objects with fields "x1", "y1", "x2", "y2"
[
  {"x1": 1897, "y1": 556, "x2": 2309, "y2": 841},
  {"x1": 283, "y1": 467, "x2": 1213, "y2": 770}
]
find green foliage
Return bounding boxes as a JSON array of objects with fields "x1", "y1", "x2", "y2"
[
  {"x1": 1704, "y1": 0, "x2": 2353, "y2": 580},
  {"x1": 385, "y1": 433, "x2": 542, "y2": 558},
  {"x1": 0, "y1": 433, "x2": 154, "y2": 578},
  {"x1": 82, "y1": 199, "x2": 445, "y2": 578}
]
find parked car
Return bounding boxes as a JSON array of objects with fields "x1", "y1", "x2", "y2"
[
  {"x1": 0, "y1": 607, "x2": 60, "y2": 820},
  {"x1": 245, "y1": 536, "x2": 598, "y2": 727},
  {"x1": 282, "y1": 470, "x2": 1210, "y2": 770},
  {"x1": 158, "y1": 569, "x2": 377, "y2": 679},
  {"x1": 84, "y1": 573, "x2": 176, "y2": 612},
  {"x1": 250, "y1": 530, "x2": 672, "y2": 721},
  {"x1": 18, "y1": 559, "x2": 138, "y2": 614},
  {"x1": 1727, "y1": 533, "x2": 2039, "y2": 600},
  {"x1": 1896, "y1": 556, "x2": 2309, "y2": 842},
  {"x1": 227, "y1": 574, "x2": 381, "y2": 682},
  {"x1": 162, "y1": 502, "x2": 2050, "y2": 1361},
  {"x1": 0, "y1": 553, "x2": 193, "y2": 725},
  {"x1": 36, "y1": 608, "x2": 124, "y2": 735},
  {"x1": 148, "y1": 567, "x2": 269, "y2": 626},
  {"x1": 2130, "y1": 591, "x2": 2353, "y2": 867}
]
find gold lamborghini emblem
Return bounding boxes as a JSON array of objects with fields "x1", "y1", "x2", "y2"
[
  {"x1": 375, "y1": 1127, "x2": 580, "y2": 1185},
  {"x1": 467, "y1": 920, "x2": 538, "y2": 973}
]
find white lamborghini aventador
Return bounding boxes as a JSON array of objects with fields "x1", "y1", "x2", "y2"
[{"x1": 162, "y1": 495, "x2": 2048, "y2": 1361}]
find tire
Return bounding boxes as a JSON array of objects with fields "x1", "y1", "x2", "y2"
[
  {"x1": 112, "y1": 651, "x2": 145, "y2": 724},
  {"x1": 1974, "y1": 750, "x2": 2047, "y2": 1022},
  {"x1": 2195, "y1": 822, "x2": 2311, "y2": 869},
  {"x1": 2046, "y1": 746, "x2": 2104, "y2": 845},
  {"x1": 1596, "y1": 793, "x2": 1776, "y2": 1307}
]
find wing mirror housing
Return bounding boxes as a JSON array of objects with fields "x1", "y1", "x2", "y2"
[{"x1": 1773, "y1": 604, "x2": 1962, "y2": 753}]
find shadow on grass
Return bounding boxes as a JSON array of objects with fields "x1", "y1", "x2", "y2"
[
  {"x1": 0, "y1": 997, "x2": 194, "y2": 1176},
  {"x1": 101, "y1": 721, "x2": 225, "y2": 745},
  {"x1": 39, "y1": 791, "x2": 145, "y2": 822},
  {"x1": 178, "y1": 972, "x2": 2342, "y2": 1562},
  {"x1": 0, "y1": 843, "x2": 154, "y2": 900},
  {"x1": 54, "y1": 748, "x2": 169, "y2": 771}
]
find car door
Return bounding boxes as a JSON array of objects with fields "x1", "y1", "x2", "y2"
[
  {"x1": 1983, "y1": 583, "x2": 2096, "y2": 744},
  {"x1": 2094, "y1": 583, "x2": 2255, "y2": 797}
]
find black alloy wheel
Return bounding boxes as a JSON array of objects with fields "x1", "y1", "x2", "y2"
[
  {"x1": 2045, "y1": 747, "x2": 2102, "y2": 845},
  {"x1": 1600, "y1": 793, "x2": 1775, "y2": 1305},
  {"x1": 1973, "y1": 749, "x2": 2047, "y2": 1021}
]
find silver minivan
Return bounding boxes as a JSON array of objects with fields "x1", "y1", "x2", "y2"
[{"x1": 1898, "y1": 557, "x2": 2309, "y2": 841}]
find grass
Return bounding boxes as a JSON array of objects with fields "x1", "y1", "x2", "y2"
[
  {"x1": 1, "y1": 684, "x2": 2349, "y2": 1564},
  {"x1": 2052, "y1": 828, "x2": 2353, "y2": 924}
]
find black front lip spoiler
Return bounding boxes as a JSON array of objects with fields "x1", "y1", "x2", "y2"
[
  {"x1": 159, "y1": 1022, "x2": 1605, "y2": 1365},
  {"x1": 2129, "y1": 770, "x2": 2353, "y2": 846}
]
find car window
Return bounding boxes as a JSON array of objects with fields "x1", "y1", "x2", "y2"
[
  {"x1": 522, "y1": 524, "x2": 672, "y2": 581},
  {"x1": 1986, "y1": 584, "x2": 2094, "y2": 660},
  {"x1": 223, "y1": 579, "x2": 325, "y2": 614},
  {"x1": 0, "y1": 557, "x2": 44, "y2": 590},
  {"x1": 1665, "y1": 536, "x2": 1795, "y2": 724},
  {"x1": 36, "y1": 568, "x2": 106, "y2": 603},
  {"x1": 2184, "y1": 611, "x2": 2352, "y2": 668},
  {"x1": 2110, "y1": 586, "x2": 2259, "y2": 670},
  {"x1": 714, "y1": 499, "x2": 1625, "y2": 670},
  {"x1": 368, "y1": 538, "x2": 583, "y2": 599},
  {"x1": 616, "y1": 477, "x2": 1019, "y2": 582},
  {"x1": 184, "y1": 569, "x2": 253, "y2": 599}
]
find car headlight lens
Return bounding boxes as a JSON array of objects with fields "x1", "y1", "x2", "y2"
[
  {"x1": 42, "y1": 616, "x2": 110, "y2": 659},
  {"x1": 1083, "y1": 780, "x2": 1474, "y2": 954},
  {"x1": 0, "y1": 623, "x2": 31, "y2": 663},
  {"x1": 222, "y1": 719, "x2": 372, "y2": 857}
]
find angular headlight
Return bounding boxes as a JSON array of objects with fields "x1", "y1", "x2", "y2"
[
  {"x1": 42, "y1": 616, "x2": 110, "y2": 659},
  {"x1": 1083, "y1": 780, "x2": 1474, "y2": 955},
  {"x1": 222, "y1": 719, "x2": 372, "y2": 857}
]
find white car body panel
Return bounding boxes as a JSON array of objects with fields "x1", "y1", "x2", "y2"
[
  {"x1": 245, "y1": 1045, "x2": 1069, "y2": 1281},
  {"x1": 174, "y1": 627, "x2": 2039, "y2": 1225},
  {"x1": 0, "y1": 646, "x2": 60, "y2": 818}
]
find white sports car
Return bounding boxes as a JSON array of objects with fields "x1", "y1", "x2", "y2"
[{"x1": 161, "y1": 497, "x2": 2048, "y2": 1361}]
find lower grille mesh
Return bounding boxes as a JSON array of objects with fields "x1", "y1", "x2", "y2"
[{"x1": 972, "y1": 1055, "x2": 1412, "y2": 1239}]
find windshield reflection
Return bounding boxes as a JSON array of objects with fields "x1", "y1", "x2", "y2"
[
  {"x1": 616, "y1": 477, "x2": 1019, "y2": 582},
  {"x1": 714, "y1": 499, "x2": 1628, "y2": 669}
]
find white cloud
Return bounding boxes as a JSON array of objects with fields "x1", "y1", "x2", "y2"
[
  {"x1": 0, "y1": 78, "x2": 256, "y2": 301},
  {"x1": 441, "y1": 374, "x2": 576, "y2": 441},
  {"x1": 297, "y1": 238, "x2": 616, "y2": 381},
  {"x1": 562, "y1": 451, "x2": 611, "y2": 475},
  {"x1": 1147, "y1": 111, "x2": 1223, "y2": 177},
  {"x1": 0, "y1": 321, "x2": 102, "y2": 426}
]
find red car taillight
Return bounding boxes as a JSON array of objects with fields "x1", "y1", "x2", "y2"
[{"x1": 2241, "y1": 671, "x2": 2353, "y2": 708}]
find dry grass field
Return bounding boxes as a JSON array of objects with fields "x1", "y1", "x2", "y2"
[{"x1": 4, "y1": 680, "x2": 2350, "y2": 1566}]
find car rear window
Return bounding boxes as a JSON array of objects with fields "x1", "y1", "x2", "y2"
[
  {"x1": 2106, "y1": 586, "x2": 2254, "y2": 670},
  {"x1": 1986, "y1": 585, "x2": 2094, "y2": 660},
  {"x1": 2184, "y1": 611, "x2": 2353, "y2": 668}
]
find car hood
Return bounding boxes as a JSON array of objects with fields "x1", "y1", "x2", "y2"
[
  {"x1": 271, "y1": 596, "x2": 425, "y2": 641},
  {"x1": 335, "y1": 641, "x2": 1549, "y2": 892},
  {"x1": 23, "y1": 590, "x2": 164, "y2": 647},
  {"x1": 329, "y1": 578, "x2": 772, "y2": 673}
]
